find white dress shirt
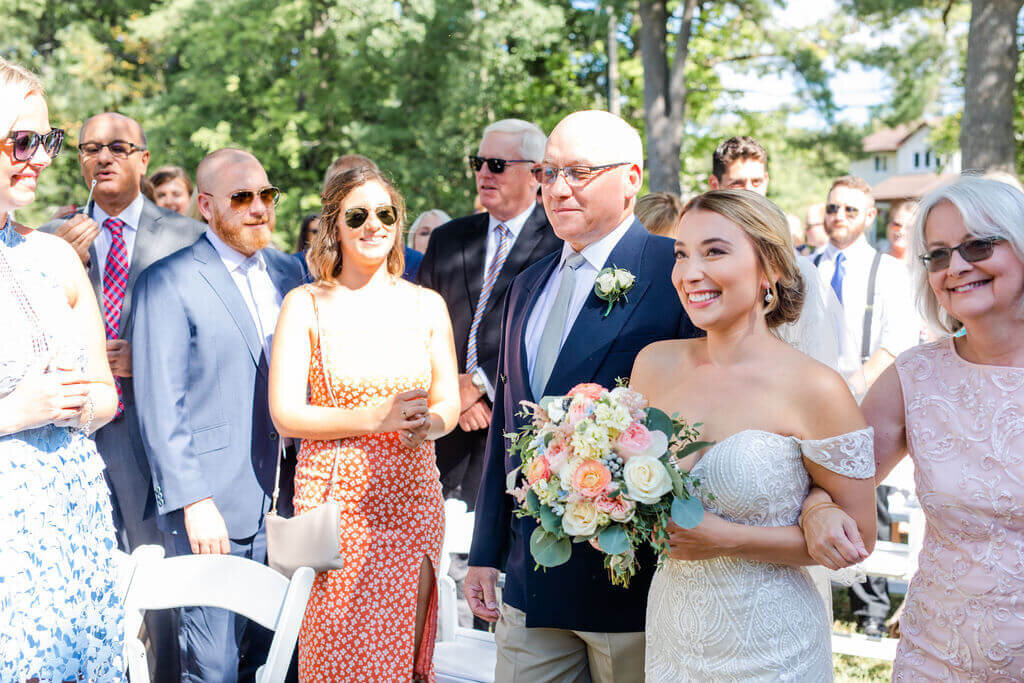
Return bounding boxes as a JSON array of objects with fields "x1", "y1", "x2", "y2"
[
  {"x1": 525, "y1": 215, "x2": 634, "y2": 381},
  {"x1": 206, "y1": 229, "x2": 283, "y2": 361},
  {"x1": 92, "y1": 193, "x2": 144, "y2": 272},
  {"x1": 482, "y1": 204, "x2": 534, "y2": 286},
  {"x1": 815, "y1": 235, "x2": 918, "y2": 376}
]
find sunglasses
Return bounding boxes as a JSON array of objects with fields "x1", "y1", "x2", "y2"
[
  {"x1": 920, "y1": 237, "x2": 1004, "y2": 273},
  {"x1": 345, "y1": 205, "x2": 398, "y2": 229},
  {"x1": 6, "y1": 129, "x2": 65, "y2": 162},
  {"x1": 532, "y1": 163, "x2": 630, "y2": 187},
  {"x1": 201, "y1": 186, "x2": 280, "y2": 211},
  {"x1": 468, "y1": 156, "x2": 534, "y2": 174},
  {"x1": 825, "y1": 203, "x2": 861, "y2": 219},
  {"x1": 77, "y1": 140, "x2": 146, "y2": 158}
]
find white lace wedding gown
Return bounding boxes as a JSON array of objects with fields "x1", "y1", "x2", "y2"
[{"x1": 645, "y1": 428, "x2": 875, "y2": 682}]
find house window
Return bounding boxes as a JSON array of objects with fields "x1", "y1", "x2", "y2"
[
  {"x1": 882, "y1": 156, "x2": 888, "y2": 171},
  {"x1": 914, "y1": 152, "x2": 920, "y2": 168},
  {"x1": 874, "y1": 156, "x2": 881, "y2": 171},
  {"x1": 925, "y1": 150, "x2": 931, "y2": 167}
]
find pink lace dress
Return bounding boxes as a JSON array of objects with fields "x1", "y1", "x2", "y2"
[{"x1": 893, "y1": 338, "x2": 1024, "y2": 680}]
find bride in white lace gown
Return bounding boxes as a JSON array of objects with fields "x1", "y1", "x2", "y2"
[{"x1": 630, "y1": 190, "x2": 878, "y2": 681}]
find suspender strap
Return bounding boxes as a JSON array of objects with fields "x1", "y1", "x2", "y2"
[{"x1": 861, "y1": 251, "x2": 882, "y2": 362}]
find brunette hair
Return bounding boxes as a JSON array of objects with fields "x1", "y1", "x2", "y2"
[
  {"x1": 828, "y1": 175, "x2": 874, "y2": 207},
  {"x1": 636, "y1": 192, "x2": 684, "y2": 237},
  {"x1": 712, "y1": 136, "x2": 768, "y2": 182},
  {"x1": 681, "y1": 189, "x2": 804, "y2": 327},
  {"x1": 149, "y1": 165, "x2": 194, "y2": 195},
  {"x1": 308, "y1": 167, "x2": 405, "y2": 282}
]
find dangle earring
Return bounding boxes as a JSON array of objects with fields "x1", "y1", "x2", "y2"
[{"x1": 764, "y1": 286, "x2": 774, "y2": 304}]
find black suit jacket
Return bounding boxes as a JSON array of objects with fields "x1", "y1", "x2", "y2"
[{"x1": 417, "y1": 204, "x2": 561, "y2": 507}]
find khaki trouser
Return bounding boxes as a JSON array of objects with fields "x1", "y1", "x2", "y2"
[{"x1": 494, "y1": 603, "x2": 645, "y2": 683}]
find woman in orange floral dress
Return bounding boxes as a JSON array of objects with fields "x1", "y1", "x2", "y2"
[{"x1": 269, "y1": 166, "x2": 460, "y2": 682}]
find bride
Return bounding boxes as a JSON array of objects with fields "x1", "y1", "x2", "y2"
[{"x1": 631, "y1": 189, "x2": 878, "y2": 680}]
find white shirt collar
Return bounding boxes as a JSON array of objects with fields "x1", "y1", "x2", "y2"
[
  {"x1": 488, "y1": 203, "x2": 536, "y2": 239},
  {"x1": 557, "y1": 214, "x2": 635, "y2": 271},
  {"x1": 92, "y1": 193, "x2": 144, "y2": 233},
  {"x1": 206, "y1": 228, "x2": 266, "y2": 273}
]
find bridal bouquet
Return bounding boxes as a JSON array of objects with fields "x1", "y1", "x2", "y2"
[{"x1": 506, "y1": 382, "x2": 710, "y2": 587}]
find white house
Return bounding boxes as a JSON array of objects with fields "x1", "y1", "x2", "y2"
[{"x1": 850, "y1": 121, "x2": 961, "y2": 207}]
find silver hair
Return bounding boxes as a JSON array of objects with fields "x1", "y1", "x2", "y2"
[
  {"x1": 0, "y1": 59, "x2": 45, "y2": 136},
  {"x1": 909, "y1": 175, "x2": 1024, "y2": 333},
  {"x1": 480, "y1": 119, "x2": 547, "y2": 162},
  {"x1": 406, "y1": 208, "x2": 453, "y2": 247}
]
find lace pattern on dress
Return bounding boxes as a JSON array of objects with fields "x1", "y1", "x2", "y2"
[{"x1": 798, "y1": 427, "x2": 875, "y2": 479}]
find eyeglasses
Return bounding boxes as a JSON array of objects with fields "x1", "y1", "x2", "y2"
[
  {"x1": 468, "y1": 156, "x2": 534, "y2": 174},
  {"x1": 77, "y1": 140, "x2": 146, "y2": 158},
  {"x1": 920, "y1": 237, "x2": 1004, "y2": 273},
  {"x1": 345, "y1": 205, "x2": 398, "y2": 229},
  {"x1": 532, "y1": 163, "x2": 630, "y2": 187},
  {"x1": 6, "y1": 129, "x2": 65, "y2": 162},
  {"x1": 201, "y1": 186, "x2": 280, "y2": 211},
  {"x1": 825, "y1": 203, "x2": 861, "y2": 219}
]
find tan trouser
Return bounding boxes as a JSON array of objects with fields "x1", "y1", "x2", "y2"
[{"x1": 494, "y1": 603, "x2": 645, "y2": 683}]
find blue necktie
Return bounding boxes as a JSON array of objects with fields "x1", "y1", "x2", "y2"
[{"x1": 830, "y1": 252, "x2": 846, "y2": 304}]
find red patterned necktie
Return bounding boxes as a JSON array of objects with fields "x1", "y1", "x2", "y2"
[{"x1": 102, "y1": 218, "x2": 129, "y2": 417}]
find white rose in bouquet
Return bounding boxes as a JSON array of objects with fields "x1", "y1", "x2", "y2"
[
  {"x1": 623, "y1": 455, "x2": 673, "y2": 504},
  {"x1": 595, "y1": 271, "x2": 618, "y2": 297},
  {"x1": 614, "y1": 269, "x2": 636, "y2": 289},
  {"x1": 562, "y1": 501, "x2": 600, "y2": 536}
]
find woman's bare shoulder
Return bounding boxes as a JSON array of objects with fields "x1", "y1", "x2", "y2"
[{"x1": 631, "y1": 338, "x2": 703, "y2": 391}]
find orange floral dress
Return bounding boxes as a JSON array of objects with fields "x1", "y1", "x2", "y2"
[{"x1": 295, "y1": 287, "x2": 443, "y2": 682}]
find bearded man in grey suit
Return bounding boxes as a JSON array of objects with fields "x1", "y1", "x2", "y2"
[{"x1": 42, "y1": 112, "x2": 204, "y2": 682}]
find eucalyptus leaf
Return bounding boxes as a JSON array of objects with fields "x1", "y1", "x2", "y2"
[
  {"x1": 505, "y1": 465, "x2": 521, "y2": 494},
  {"x1": 598, "y1": 525, "x2": 630, "y2": 555},
  {"x1": 676, "y1": 440, "x2": 715, "y2": 459},
  {"x1": 525, "y1": 489, "x2": 540, "y2": 515},
  {"x1": 539, "y1": 504, "x2": 562, "y2": 535},
  {"x1": 671, "y1": 495, "x2": 704, "y2": 529},
  {"x1": 666, "y1": 461, "x2": 685, "y2": 499},
  {"x1": 530, "y1": 527, "x2": 572, "y2": 567},
  {"x1": 645, "y1": 407, "x2": 675, "y2": 439}
]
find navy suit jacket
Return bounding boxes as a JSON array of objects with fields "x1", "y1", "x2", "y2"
[
  {"x1": 468, "y1": 220, "x2": 698, "y2": 632},
  {"x1": 131, "y1": 235, "x2": 306, "y2": 538}
]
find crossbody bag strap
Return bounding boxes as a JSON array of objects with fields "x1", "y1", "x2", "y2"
[
  {"x1": 861, "y1": 251, "x2": 882, "y2": 362},
  {"x1": 307, "y1": 286, "x2": 342, "y2": 489},
  {"x1": 270, "y1": 434, "x2": 286, "y2": 514}
]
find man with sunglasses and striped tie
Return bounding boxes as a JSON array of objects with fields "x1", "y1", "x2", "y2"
[
  {"x1": 417, "y1": 119, "x2": 561, "y2": 510},
  {"x1": 813, "y1": 174, "x2": 918, "y2": 639},
  {"x1": 41, "y1": 111, "x2": 204, "y2": 683}
]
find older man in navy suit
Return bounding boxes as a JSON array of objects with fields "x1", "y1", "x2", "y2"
[
  {"x1": 466, "y1": 111, "x2": 699, "y2": 682},
  {"x1": 132, "y1": 149, "x2": 306, "y2": 681}
]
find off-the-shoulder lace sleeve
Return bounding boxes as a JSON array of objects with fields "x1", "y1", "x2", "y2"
[{"x1": 797, "y1": 428, "x2": 875, "y2": 479}]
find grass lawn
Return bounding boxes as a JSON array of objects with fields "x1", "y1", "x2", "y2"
[{"x1": 831, "y1": 587, "x2": 903, "y2": 682}]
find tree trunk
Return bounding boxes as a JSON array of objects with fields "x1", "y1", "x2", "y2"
[
  {"x1": 607, "y1": 7, "x2": 621, "y2": 116},
  {"x1": 638, "y1": 0, "x2": 697, "y2": 193},
  {"x1": 960, "y1": 0, "x2": 1022, "y2": 173}
]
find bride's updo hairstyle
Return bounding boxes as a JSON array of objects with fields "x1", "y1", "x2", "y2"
[
  {"x1": 680, "y1": 189, "x2": 804, "y2": 327},
  {"x1": 308, "y1": 166, "x2": 406, "y2": 282}
]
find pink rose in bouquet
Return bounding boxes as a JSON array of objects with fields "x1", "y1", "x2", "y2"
[
  {"x1": 526, "y1": 456, "x2": 551, "y2": 485},
  {"x1": 595, "y1": 494, "x2": 637, "y2": 523},
  {"x1": 546, "y1": 441, "x2": 569, "y2": 472},
  {"x1": 566, "y1": 399, "x2": 593, "y2": 429},
  {"x1": 616, "y1": 421, "x2": 668, "y2": 461},
  {"x1": 572, "y1": 460, "x2": 613, "y2": 499},
  {"x1": 568, "y1": 383, "x2": 606, "y2": 400}
]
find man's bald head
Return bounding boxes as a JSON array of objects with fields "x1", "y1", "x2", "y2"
[
  {"x1": 80, "y1": 112, "x2": 147, "y2": 149},
  {"x1": 196, "y1": 148, "x2": 261, "y2": 195},
  {"x1": 547, "y1": 110, "x2": 643, "y2": 169}
]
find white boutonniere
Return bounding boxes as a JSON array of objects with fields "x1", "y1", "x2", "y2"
[{"x1": 594, "y1": 266, "x2": 636, "y2": 317}]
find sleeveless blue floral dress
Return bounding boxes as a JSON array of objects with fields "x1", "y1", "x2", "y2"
[{"x1": 0, "y1": 221, "x2": 123, "y2": 681}]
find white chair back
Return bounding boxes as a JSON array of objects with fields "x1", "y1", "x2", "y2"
[{"x1": 121, "y1": 545, "x2": 314, "y2": 683}]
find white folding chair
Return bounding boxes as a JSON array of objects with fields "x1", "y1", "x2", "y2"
[{"x1": 121, "y1": 544, "x2": 314, "y2": 683}]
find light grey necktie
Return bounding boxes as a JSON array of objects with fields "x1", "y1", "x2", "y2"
[{"x1": 531, "y1": 253, "x2": 587, "y2": 400}]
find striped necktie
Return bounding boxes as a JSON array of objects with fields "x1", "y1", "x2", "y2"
[
  {"x1": 102, "y1": 218, "x2": 129, "y2": 417},
  {"x1": 465, "y1": 223, "x2": 511, "y2": 374}
]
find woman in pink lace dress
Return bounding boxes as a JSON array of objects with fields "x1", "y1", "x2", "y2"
[{"x1": 804, "y1": 176, "x2": 1024, "y2": 679}]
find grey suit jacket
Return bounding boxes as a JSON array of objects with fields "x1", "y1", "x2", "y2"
[{"x1": 131, "y1": 235, "x2": 306, "y2": 538}]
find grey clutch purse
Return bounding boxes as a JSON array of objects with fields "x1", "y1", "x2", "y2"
[{"x1": 265, "y1": 436, "x2": 345, "y2": 578}]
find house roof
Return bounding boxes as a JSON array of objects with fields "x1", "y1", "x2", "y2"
[
  {"x1": 872, "y1": 173, "x2": 958, "y2": 202},
  {"x1": 862, "y1": 122, "x2": 929, "y2": 153}
]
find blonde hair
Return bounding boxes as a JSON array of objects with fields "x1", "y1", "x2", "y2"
[
  {"x1": 0, "y1": 59, "x2": 45, "y2": 136},
  {"x1": 681, "y1": 189, "x2": 805, "y2": 328},
  {"x1": 308, "y1": 167, "x2": 405, "y2": 282},
  {"x1": 910, "y1": 176, "x2": 1024, "y2": 333},
  {"x1": 636, "y1": 192, "x2": 683, "y2": 237}
]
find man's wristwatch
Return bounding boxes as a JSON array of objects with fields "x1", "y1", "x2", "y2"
[{"x1": 471, "y1": 372, "x2": 487, "y2": 394}]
